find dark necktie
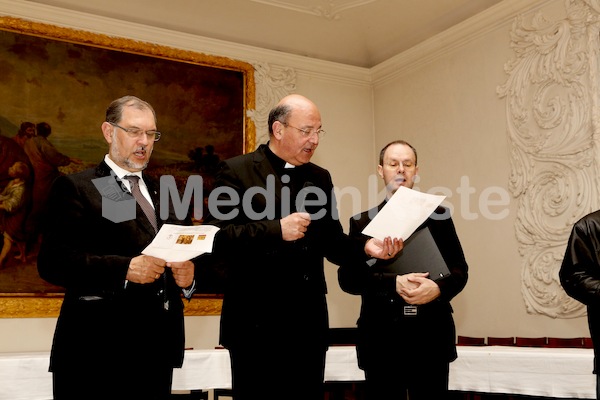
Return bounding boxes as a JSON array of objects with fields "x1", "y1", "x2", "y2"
[
  {"x1": 124, "y1": 175, "x2": 157, "y2": 233},
  {"x1": 124, "y1": 175, "x2": 169, "y2": 310}
]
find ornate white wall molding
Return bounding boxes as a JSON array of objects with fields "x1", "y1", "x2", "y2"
[
  {"x1": 248, "y1": 62, "x2": 297, "y2": 148},
  {"x1": 498, "y1": 0, "x2": 600, "y2": 318}
]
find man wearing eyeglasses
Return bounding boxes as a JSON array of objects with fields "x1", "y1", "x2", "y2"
[
  {"x1": 338, "y1": 140, "x2": 469, "y2": 400},
  {"x1": 37, "y1": 95, "x2": 196, "y2": 400},
  {"x1": 203, "y1": 94, "x2": 402, "y2": 400}
]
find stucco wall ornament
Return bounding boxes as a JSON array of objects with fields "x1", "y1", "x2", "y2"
[
  {"x1": 247, "y1": 62, "x2": 297, "y2": 147},
  {"x1": 498, "y1": 0, "x2": 600, "y2": 317}
]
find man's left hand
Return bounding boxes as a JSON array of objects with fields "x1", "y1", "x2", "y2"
[{"x1": 167, "y1": 260, "x2": 195, "y2": 288}]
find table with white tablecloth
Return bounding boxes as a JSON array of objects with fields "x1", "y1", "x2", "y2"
[
  {"x1": 172, "y1": 345, "x2": 365, "y2": 390},
  {"x1": 0, "y1": 346, "x2": 596, "y2": 399},
  {"x1": 0, "y1": 347, "x2": 364, "y2": 400},
  {"x1": 449, "y1": 345, "x2": 596, "y2": 398}
]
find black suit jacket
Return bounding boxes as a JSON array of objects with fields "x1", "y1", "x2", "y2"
[
  {"x1": 204, "y1": 144, "x2": 367, "y2": 350},
  {"x1": 338, "y1": 203, "x2": 468, "y2": 369},
  {"x1": 560, "y1": 209, "x2": 600, "y2": 373},
  {"x1": 37, "y1": 160, "x2": 191, "y2": 372}
]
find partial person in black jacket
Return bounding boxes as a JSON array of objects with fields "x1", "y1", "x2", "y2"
[
  {"x1": 560, "y1": 210, "x2": 600, "y2": 399},
  {"x1": 37, "y1": 96, "x2": 196, "y2": 400},
  {"x1": 203, "y1": 94, "x2": 402, "y2": 400},
  {"x1": 338, "y1": 140, "x2": 469, "y2": 400}
]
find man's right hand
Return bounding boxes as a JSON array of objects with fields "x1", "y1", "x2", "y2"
[
  {"x1": 280, "y1": 212, "x2": 311, "y2": 241},
  {"x1": 126, "y1": 255, "x2": 166, "y2": 284}
]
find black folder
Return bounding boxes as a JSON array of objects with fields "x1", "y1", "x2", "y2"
[{"x1": 376, "y1": 227, "x2": 450, "y2": 281}]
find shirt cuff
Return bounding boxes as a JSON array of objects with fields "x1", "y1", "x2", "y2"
[{"x1": 182, "y1": 280, "x2": 196, "y2": 299}]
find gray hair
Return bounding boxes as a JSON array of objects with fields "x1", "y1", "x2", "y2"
[{"x1": 105, "y1": 95, "x2": 156, "y2": 125}]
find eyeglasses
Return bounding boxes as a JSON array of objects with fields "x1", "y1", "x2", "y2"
[
  {"x1": 384, "y1": 160, "x2": 416, "y2": 170},
  {"x1": 108, "y1": 122, "x2": 161, "y2": 142},
  {"x1": 283, "y1": 123, "x2": 326, "y2": 139}
]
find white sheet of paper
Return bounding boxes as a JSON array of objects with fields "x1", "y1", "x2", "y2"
[
  {"x1": 361, "y1": 186, "x2": 446, "y2": 240},
  {"x1": 142, "y1": 223, "x2": 220, "y2": 262}
]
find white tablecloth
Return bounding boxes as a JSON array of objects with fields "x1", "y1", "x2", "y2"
[
  {"x1": 0, "y1": 352, "x2": 51, "y2": 400},
  {"x1": 449, "y1": 346, "x2": 596, "y2": 399},
  {"x1": 0, "y1": 346, "x2": 595, "y2": 399},
  {"x1": 0, "y1": 347, "x2": 364, "y2": 400},
  {"x1": 172, "y1": 346, "x2": 365, "y2": 390}
]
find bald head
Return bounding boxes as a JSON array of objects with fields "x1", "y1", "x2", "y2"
[
  {"x1": 268, "y1": 94, "x2": 319, "y2": 135},
  {"x1": 268, "y1": 94, "x2": 322, "y2": 166},
  {"x1": 278, "y1": 94, "x2": 318, "y2": 111}
]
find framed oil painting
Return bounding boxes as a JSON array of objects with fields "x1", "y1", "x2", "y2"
[{"x1": 0, "y1": 17, "x2": 256, "y2": 317}]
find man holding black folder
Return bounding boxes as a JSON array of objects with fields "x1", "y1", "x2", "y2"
[{"x1": 338, "y1": 140, "x2": 469, "y2": 400}]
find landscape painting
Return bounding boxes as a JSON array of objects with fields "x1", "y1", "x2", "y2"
[{"x1": 0, "y1": 17, "x2": 255, "y2": 317}]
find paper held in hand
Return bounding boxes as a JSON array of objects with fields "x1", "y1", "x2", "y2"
[
  {"x1": 361, "y1": 186, "x2": 446, "y2": 240},
  {"x1": 142, "y1": 223, "x2": 220, "y2": 262}
]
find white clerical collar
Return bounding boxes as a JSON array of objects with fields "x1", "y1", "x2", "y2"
[{"x1": 284, "y1": 162, "x2": 296, "y2": 169}]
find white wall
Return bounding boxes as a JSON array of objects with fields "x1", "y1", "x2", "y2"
[
  {"x1": 370, "y1": 0, "x2": 589, "y2": 338},
  {"x1": 0, "y1": 0, "x2": 590, "y2": 354}
]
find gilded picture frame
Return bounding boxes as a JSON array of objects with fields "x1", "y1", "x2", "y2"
[{"x1": 0, "y1": 16, "x2": 256, "y2": 317}]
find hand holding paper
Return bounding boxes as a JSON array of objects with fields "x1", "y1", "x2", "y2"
[
  {"x1": 168, "y1": 260, "x2": 195, "y2": 288},
  {"x1": 362, "y1": 186, "x2": 445, "y2": 240}
]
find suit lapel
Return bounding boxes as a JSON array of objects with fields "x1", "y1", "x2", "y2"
[
  {"x1": 94, "y1": 161, "x2": 158, "y2": 235},
  {"x1": 252, "y1": 145, "x2": 284, "y2": 206}
]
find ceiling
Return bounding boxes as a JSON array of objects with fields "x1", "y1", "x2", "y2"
[{"x1": 28, "y1": 0, "x2": 503, "y2": 68}]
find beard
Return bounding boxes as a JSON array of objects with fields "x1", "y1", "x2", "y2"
[{"x1": 110, "y1": 131, "x2": 151, "y2": 171}]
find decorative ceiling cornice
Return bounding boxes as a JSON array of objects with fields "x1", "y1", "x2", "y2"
[
  {"x1": 250, "y1": 0, "x2": 377, "y2": 20},
  {"x1": 372, "y1": 0, "x2": 546, "y2": 84}
]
